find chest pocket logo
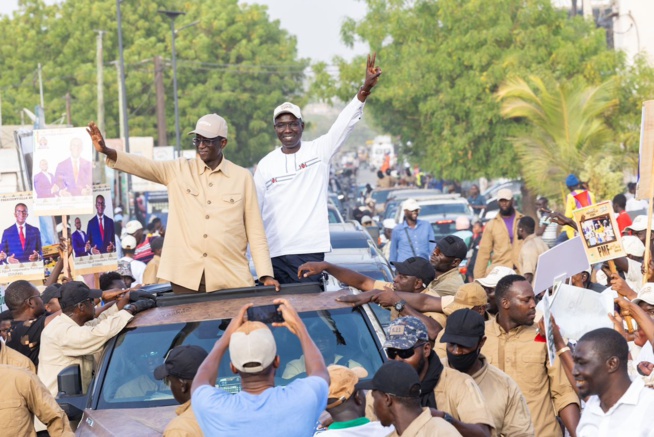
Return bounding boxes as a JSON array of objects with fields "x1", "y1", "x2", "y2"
[{"x1": 222, "y1": 194, "x2": 242, "y2": 204}]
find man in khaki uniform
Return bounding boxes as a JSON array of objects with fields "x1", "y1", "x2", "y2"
[
  {"x1": 0, "y1": 364, "x2": 74, "y2": 437},
  {"x1": 154, "y1": 345, "x2": 206, "y2": 437},
  {"x1": 516, "y1": 217, "x2": 549, "y2": 285},
  {"x1": 365, "y1": 317, "x2": 495, "y2": 436},
  {"x1": 88, "y1": 117, "x2": 278, "y2": 294},
  {"x1": 441, "y1": 309, "x2": 534, "y2": 437},
  {"x1": 473, "y1": 189, "x2": 524, "y2": 279},
  {"x1": 426, "y1": 236, "x2": 467, "y2": 297},
  {"x1": 482, "y1": 275, "x2": 580, "y2": 436},
  {"x1": 358, "y1": 360, "x2": 461, "y2": 437},
  {"x1": 0, "y1": 341, "x2": 35, "y2": 372}
]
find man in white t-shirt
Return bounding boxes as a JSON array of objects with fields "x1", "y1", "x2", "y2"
[
  {"x1": 119, "y1": 235, "x2": 146, "y2": 285},
  {"x1": 254, "y1": 55, "x2": 381, "y2": 283}
]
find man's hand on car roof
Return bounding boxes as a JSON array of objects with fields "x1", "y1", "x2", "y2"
[{"x1": 336, "y1": 290, "x2": 381, "y2": 306}]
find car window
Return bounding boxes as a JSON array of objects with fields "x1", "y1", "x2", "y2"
[
  {"x1": 420, "y1": 203, "x2": 469, "y2": 216},
  {"x1": 328, "y1": 208, "x2": 343, "y2": 223},
  {"x1": 432, "y1": 220, "x2": 459, "y2": 241},
  {"x1": 330, "y1": 235, "x2": 370, "y2": 249},
  {"x1": 97, "y1": 307, "x2": 384, "y2": 409},
  {"x1": 371, "y1": 190, "x2": 392, "y2": 204}
]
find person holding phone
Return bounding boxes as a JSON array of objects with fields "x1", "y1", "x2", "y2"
[{"x1": 191, "y1": 299, "x2": 329, "y2": 436}]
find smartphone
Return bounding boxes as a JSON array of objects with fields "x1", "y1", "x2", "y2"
[{"x1": 247, "y1": 304, "x2": 284, "y2": 324}]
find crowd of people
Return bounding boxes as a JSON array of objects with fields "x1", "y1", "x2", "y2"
[{"x1": 2, "y1": 50, "x2": 654, "y2": 437}]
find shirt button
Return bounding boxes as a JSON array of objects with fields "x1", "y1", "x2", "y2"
[
  {"x1": 207, "y1": 200, "x2": 212, "y2": 205},
  {"x1": 205, "y1": 215, "x2": 209, "y2": 219},
  {"x1": 209, "y1": 183, "x2": 213, "y2": 187},
  {"x1": 203, "y1": 253, "x2": 207, "y2": 257},
  {"x1": 186, "y1": 189, "x2": 190, "y2": 193},
  {"x1": 230, "y1": 199, "x2": 234, "y2": 203},
  {"x1": 203, "y1": 234, "x2": 208, "y2": 238}
]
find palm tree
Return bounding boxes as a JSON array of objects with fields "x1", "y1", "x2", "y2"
[{"x1": 496, "y1": 76, "x2": 618, "y2": 200}]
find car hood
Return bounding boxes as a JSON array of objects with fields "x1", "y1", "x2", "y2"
[{"x1": 76, "y1": 405, "x2": 177, "y2": 436}]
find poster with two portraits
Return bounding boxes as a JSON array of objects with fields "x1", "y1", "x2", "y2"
[{"x1": 0, "y1": 128, "x2": 117, "y2": 284}]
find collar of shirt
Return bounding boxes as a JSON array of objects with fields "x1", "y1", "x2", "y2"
[
  {"x1": 432, "y1": 267, "x2": 459, "y2": 284},
  {"x1": 176, "y1": 400, "x2": 191, "y2": 416},
  {"x1": 523, "y1": 234, "x2": 536, "y2": 243},
  {"x1": 328, "y1": 417, "x2": 371, "y2": 430},
  {"x1": 196, "y1": 156, "x2": 232, "y2": 177},
  {"x1": 470, "y1": 354, "x2": 490, "y2": 380},
  {"x1": 486, "y1": 316, "x2": 530, "y2": 338},
  {"x1": 400, "y1": 408, "x2": 434, "y2": 436},
  {"x1": 587, "y1": 378, "x2": 646, "y2": 416}
]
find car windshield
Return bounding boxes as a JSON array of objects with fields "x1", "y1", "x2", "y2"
[
  {"x1": 371, "y1": 190, "x2": 392, "y2": 204},
  {"x1": 97, "y1": 307, "x2": 384, "y2": 409},
  {"x1": 328, "y1": 208, "x2": 343, "y2": 223},
  {"x1": 432, "y1": 220, "x2": 459, "y2": 241},
  {"x1": 420, "y1": 203, "x2": 470, "y2": 216}
]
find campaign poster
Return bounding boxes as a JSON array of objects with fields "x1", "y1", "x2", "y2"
[
  {"x1": 0, "y1": 192, "x2": 54, "y2": 282},
  {"x1": 32, "y1": 127, "x2": 94, "y2": 216},
  {"x1": 70, "y1": 185, "x2": 118, "y2": 275},
  {"x1": 573, "y1": 201, "x2": 626, "y2": 264}
]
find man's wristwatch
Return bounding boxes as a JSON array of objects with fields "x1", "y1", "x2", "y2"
[
  {"x1": 394, "y1": 300, "x2": 406, "y2": 313},
  {"x1": 123, "y1": 304, "x2": 136, "y2": 314},
  {"x1": 442, "y1": 412, "x2": 455, "y2": 424}
]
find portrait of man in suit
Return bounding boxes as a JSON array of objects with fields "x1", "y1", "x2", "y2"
[
  {"x1": 33, "y1": 159, "x2": 57, "y2": 198},
  {"x1": 54, "y1": 137, "x2": 92, "y2": 196},
  {"x1": 71, "y1": 217, "x2": 90, "y2": 257},
  {"x1": 0, "y1": 203, "x2": 42, "y2": 264},
  {"x1": 86, "y1": 195, "x2": 115, "y2": 254}
]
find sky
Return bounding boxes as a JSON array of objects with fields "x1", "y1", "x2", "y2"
[{"x1": 0, "y1": 0, "x2": 369, "y2": 63}]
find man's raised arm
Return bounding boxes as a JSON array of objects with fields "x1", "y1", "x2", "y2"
[
  {"x1": 87, "y1": 122, "x2": 117, "y2": 162},
  {"x1": 298, "y1": 261, "x2": 376, "y2": 291}
]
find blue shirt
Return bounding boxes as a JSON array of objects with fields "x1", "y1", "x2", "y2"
[
  {"x1": 389, "y1": 220, "x2": 435, "y2": 262},
  {"x1": 192, "y1": 376, "x2": 329, "y2": 437}
]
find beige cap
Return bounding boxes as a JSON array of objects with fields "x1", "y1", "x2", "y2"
[
  {"x1": 625, "y1": 215, "x2": 650, "y2": 232},
  {"x1": 475, "y1": 266, "x2": 516, "y2": 288},
  {"x1": 402, "y1": 198, "x2": 421, "y2": 212},
  {"x1": 121, "y1": 235, "x2": 137, "y2": 250},
  {"x1": 622, "y1": 235, "x2": 645, "y2": 257},
  {"x1": 273, "y1": 102, "x2": 302, "y2": 122},
  {"x1": 124, "y1": 220, "x2": 143, "y2": 235},
  {"x1": 229, "y1": 321, "x2": 277, "y2": 373},
  {"x1": 188, "y1": 114, "x2": 228, "y2": 139},
  {"x1": 634, "y1": 284, "x2": 654, "y2": 306},
  {"x1": 497, "y1": 188, "x2": 513, "y2": 201},
  {"x1": 442, "y1": 283, "x2": 488, "y2": 315},
  {"x1": 326, "y1": 365, "x2": 368, "y2": 409}
]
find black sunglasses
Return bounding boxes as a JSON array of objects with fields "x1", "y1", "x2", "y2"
[{"x1": 385, "y1": 342, "x2": 426, "y2": 360}]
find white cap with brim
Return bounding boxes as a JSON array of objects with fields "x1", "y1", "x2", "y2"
[
  {"x1": 124, "y1": 220, "x2": 143, "y2": 235},
  {"x1": 497, "y1": 188, "x2": 513, "y2": 201},
  {"x1": 187, "y1": 114, "x2": 228, "y2": 139},
  {"x1": 121, "y1": 235, "x2": 137, "y2": 250},
  {"x1": 475, "y1": 266, "x2": 516, "y2": 288},
  {"x1": 383, "y1": 219, "x2": 397, "y2": 230},
  {"x1": 229, "y1": 321, "x2": 277, "y2": 373},
  {"x1": 633, "y1": 283, "x2": 654, "y2": 306},
  {"x1": 622, "y1": 235, "x2": 645, "y2": 257},
  {"x1": 273, "y1": 102, "x2": 302, "y2": 122},
  {"x1": 626, "y1": 215, "x2": 649, "y2": 232},
  {"x1": 402, "y1": 198, "x2": 421, "y2": 212}
]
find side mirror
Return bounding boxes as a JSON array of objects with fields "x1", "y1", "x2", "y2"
[{"x1": 56, "y1": 365, "x2": 86, "y2": 421}]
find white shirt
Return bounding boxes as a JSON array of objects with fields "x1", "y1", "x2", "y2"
[
  {"x1": 37, "y1": 305, "x2": 133, "y2": 396},
  {"x1": 577, "y1": 378, "x2": 654, "y2": 437},
  {"x1": 254, "y1": 95, "x2": 365, "y2": 257},
  {"x1": 626, "y1": 258, "x2": 644, "y2": 293},
  {"x1": 119, "y1": 256, "x2": 146, "y2": 285},
  {"x1": 626, "y1": 197, "x2": 648, "y2": 212}
]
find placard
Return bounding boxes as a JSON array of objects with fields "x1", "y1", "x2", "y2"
[
  {"x1": 0, "y1": 192, "x2": 53, "y2": 282},
  {"x1": 70, "y1": 185, "x2": 118, "y2": 275},
  {"x1": 533, "y1": 237, "x2": 590, "y2": 294},
  {"x1": 32, "y1": 127, "x2": 94, "y2": 216},
  {"x1": 636, "y1": 101, "x2": 654, "y2": 200},
  {"x1": 573, "y1": 201, "x2": 626, "y2": 264},
  {"x1": 542, "y1": 293, "x2": 557, "y2": 366}
]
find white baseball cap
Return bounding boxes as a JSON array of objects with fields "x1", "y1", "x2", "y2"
[
  {"x1": 622, "y1": 235, "x2": 645, "y2": 257},
  {"x1": 497, "y1": 188, "x2": 513, "y2": 201},
  {"x1": 124, "y1": 220, "x2": 143, "y2": 235},
  {"x1": 475, "y1": 266, "x2": 516, "y2": 288},
  {"x1": 402, "y1": 198, "x2": 421, "y2": 212},
  {"x1": 626, "y1": 215, "x2": 650, "y2": 232},
  {"x1": 273, "y1": 102, "x2": 302, "y2": 122},
  {"x1": 633, "y1": 283, "x2": 654, "y2": 306},
  {"x1": 456, "y1": 216, "x2": 470, "y2": 231},
  {"x1": 121, "y1": 235, "x2": 137, "y2": 250},
  {"x1": 187, "y1": 114, "x2": 228, "y2": 138},
  {"x1": 383, "y1": 219, "x2": 397, "y2": 230},
  {"x1": 229, "y1": 321, "x2": 277, "y2": 373}
]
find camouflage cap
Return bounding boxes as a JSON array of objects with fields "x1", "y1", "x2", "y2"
[{"x1": 383, "y1": 316, "x2": 429, "y2": 350}]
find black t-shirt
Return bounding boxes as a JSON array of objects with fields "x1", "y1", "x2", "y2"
[{"x1": 7, "y1": 315, "x2": 47, "y2": 366}]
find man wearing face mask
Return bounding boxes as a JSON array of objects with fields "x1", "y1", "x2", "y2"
[
  {"x1": 473, "y1": 189, "x2": 524, "y2": 279},
  {"x1": 441, "y1": 309, "x2": 534, "y2": 437}
]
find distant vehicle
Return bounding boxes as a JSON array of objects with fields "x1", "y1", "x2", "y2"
[
  {"x1": 392, "y1": 196, "x2": 474, "y2": 242},
  {"x1": 382, "y1": 189, "x2": 444, "y2": 221},
  {"x1": 328, "y1": 205, "x2": 344, "y2": 223},
  {"x1": 369, "y1": 135, "x2": 395, "y2": 170},
  {"x1": 368, "y1": 187, "x2": 411, "y2": 215},
  {"x1": 481, "y1": 180, "x2": 523, "y2": 222}
]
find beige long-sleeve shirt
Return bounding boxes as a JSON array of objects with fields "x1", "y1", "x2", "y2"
[
  {"x1": 473, "y1": 212, "x2": 524, "y2": 279},
  {"x1": 108, "y1": 152, "x2": 273, "y2": 291},
  {"x1": 0, "y1": 342, "x2": 36, "y2": 372},
  {"x1": 0, "y1": 365, "x2": 74, "y2": 437},
  {"x1": 38, "y1": 305, "x2": 133, "y2": 396}
]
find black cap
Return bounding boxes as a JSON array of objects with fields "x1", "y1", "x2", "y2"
[
  {"x1": 440, "y1": 309, "x2": 485, "y2": 348},
  {"x1": 355, "y1": 361, "x2": 422, "y2": 397},
  {"x1": 59, "y1": 281, "x2": 103, "y2": 310},
  {"x1": 154, "y1": 345, "x2": 208, "y2": 380},
  {"x1": 41, "y1": 283, "x2": 62, "y2": 304},
  {"x1": 429, "y1": 235, "x2": 468, "y2": 260},
  {"x1": 391, "y1": 257, "x2": 436, "y2": 285}
]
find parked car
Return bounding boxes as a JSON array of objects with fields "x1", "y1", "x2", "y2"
[
  {"x1": 56, "y1": 283, "x2": 387, "y2": 436},
  {"x1": 382, "y1": 189, "x2": 444, "y2": 222},
  {"x1": 328, "y1": 204, "x2": 345, "y2": 223},
  {"x1": 391, "y1": 195, "x2": 474, "y2": 242}
]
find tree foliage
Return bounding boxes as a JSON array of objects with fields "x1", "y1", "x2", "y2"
[
  {"x1": 320, "y1": 0, "x2": 651, "y2": 181},
  {"x1": 0, "y1": 0, "x2": 308, "y2": 166}
]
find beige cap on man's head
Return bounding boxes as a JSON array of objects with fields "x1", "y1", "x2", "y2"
[
  {"x1": 326, "y1": 365, "x2": 369, "y2": 409},
  {"x1": 497, "y1": 188, "x2": 513, "y2": 201},
  {"x1": 188, "y1": 114, "x2": 228, "y2": 139},
  {"x1": 442, "y1": 283, "x2": 488, "y2": 315},
  {"x1": 476, "y1": 266, "x2": 516, "y2": 288},
  {"x1": 273, "y1": 102, "x2": 302, "y2": 122},
  {"x1": 229, "y1": 321, "x2": 277, "y2": 373}
]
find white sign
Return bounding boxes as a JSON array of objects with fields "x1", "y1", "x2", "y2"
[{"x1": 533, "y1": 237, "x2": 590, "y2": 294}]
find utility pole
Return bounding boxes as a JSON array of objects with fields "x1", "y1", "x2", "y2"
[
  {"x1": 154, "y1": 56, "x2": 168, "y2": 147},
  {"x1": 37, "y1": 63, "x2": 45, "y2": 124},
  {"x1": 116, "y1": 0, "x2": 131, "y2": 206},
  {"x1": 65, "y1": 92, "x2": 72, "y2": 125},
  {"x1": 95, "y1": 30, "x2": 106, "y2": 135}
]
